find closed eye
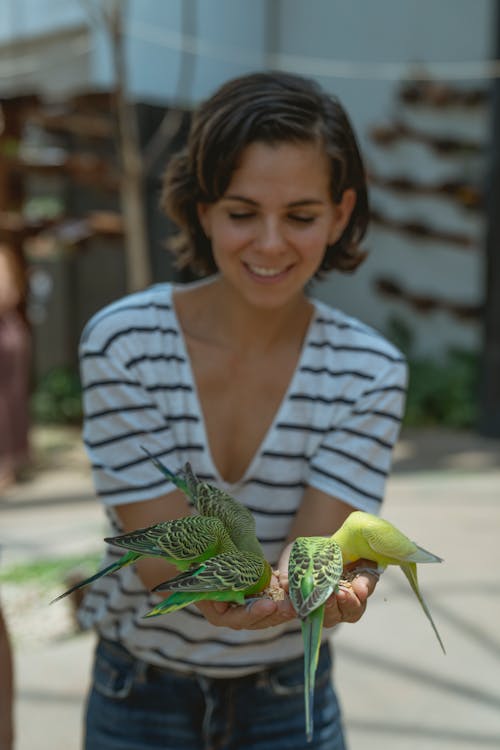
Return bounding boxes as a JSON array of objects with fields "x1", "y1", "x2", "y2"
[
  {"x1": 228, "y1": 212, "x2": 255, "y2": 220},
  {"x1": 289, "y1": 215, "x2": 315, "y2": 224}
]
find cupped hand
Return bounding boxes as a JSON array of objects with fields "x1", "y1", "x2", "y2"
[
  {"x1": 323, "y1": 559, "x2": 379, "y2": 627},
  {"x1": 195, "y1": 573, "x2": 296, "y2": 630},
  {"x1": 278, "y1": 543, "x2": 379, "y2": 629},
  {"x1": 194, "y1": 559, "x2": 379, "y2": 631}
]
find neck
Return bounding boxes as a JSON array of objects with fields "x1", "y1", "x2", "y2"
[
  {"x1": 177, "y1": 277, "x2": 313, "y2": 356},
  {"x1": 196, "y1": 276, "x2": 313, "y2": 355}
]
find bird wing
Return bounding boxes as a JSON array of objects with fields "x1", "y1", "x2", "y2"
[
  {"x1": 289, "y1": 536, "x2": 343, "y2": 619},
  {"x1": 360, "y1": 517, "x2": 422, "y2": 563},
  {"x1": 105, "y1": 521, "x2": 174, "y2": 556},
  {"x1": 181, "y1": 464, "x2": 264, "y2": 557},
  {"x1": 105, "y1": 516, "x2": 233, "y2": 561},
  {"x1": 162, "y1": 551, "x2": 271, "y2": 594}
]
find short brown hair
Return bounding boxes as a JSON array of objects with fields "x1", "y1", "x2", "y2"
[{"x1": 161, "y1": 71, "x2": 369, "y2": 278}]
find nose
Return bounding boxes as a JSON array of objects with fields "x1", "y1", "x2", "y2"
[{"x1": 256, "y1": 217, "x2": 286, "y2": 254}]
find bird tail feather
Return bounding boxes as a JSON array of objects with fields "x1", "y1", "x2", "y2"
[
  {"x1": 407, "y1": 545, "x2": 443, "y2": 564},
  {"x1": 140, "y1": 446, "x2": 189, "y2": 493},
  {"x1": 301, "y1": 605, "x2": 324, "y2": 743},
  {"x1": 400, "y1": 562, "x2": 446, "y2": 654},
  {"x1": 144, "y1": 590, "x2": 245, "y2": 617},
  {"x1": 50, "y1": 551, "x2": 139, "y2": 604}
]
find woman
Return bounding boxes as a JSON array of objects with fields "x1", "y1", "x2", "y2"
[{"x1": 79, "y1": 71, "x2": 407, "y2": 749}]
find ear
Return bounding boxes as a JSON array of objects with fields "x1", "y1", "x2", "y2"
[
  {"x1": 197, "y1": 203, "x2": 212, "y2": 238},
  {"x1": 328, "y1": 188, "x2": 357, "y2": 245}
]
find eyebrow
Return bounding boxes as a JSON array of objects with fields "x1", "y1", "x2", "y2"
[{"x1": 222, "y1": 194, "x2": 325, "y2": 208}]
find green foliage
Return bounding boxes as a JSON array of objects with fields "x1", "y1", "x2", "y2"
[
  {"x1": 386, "y1": 316, "x2": 479, "y2": 428},
  {"x1": 404, "y1": 350, "x2": 479, "y2": 428},
  {"x1": 31, "y1": 367, "x2": 83, "y2": 424},
  {"x1": 0, "y1": 554, "x2": 101, "y2": 587}
]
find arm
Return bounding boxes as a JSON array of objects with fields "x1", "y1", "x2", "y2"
[
  {"x1": 113, "y1": 488, "x2": 192, "y2": 591},
  {"x1": 0, "y1": 605, "x2": 14, "y2": 750}
]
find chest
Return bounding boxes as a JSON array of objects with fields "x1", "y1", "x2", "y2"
[{"x1": 186, "y1": 340, "x2": 301, "y2": 484}]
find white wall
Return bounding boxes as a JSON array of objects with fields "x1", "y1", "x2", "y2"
[
  {"x1": 273, "y1": 0, "x2": 494, "y2": 357},
  {"x1": 91, "y1": 0, "x2": 272, "y2": 104}
]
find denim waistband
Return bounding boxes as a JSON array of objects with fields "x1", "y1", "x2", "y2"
[{"x1": 96, "y1": 636, "x2": 331, "y2": 685}]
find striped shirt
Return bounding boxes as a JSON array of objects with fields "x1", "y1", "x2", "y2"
[{"x1": 77, "y1": 281, "x2": 407, "y2": 677}]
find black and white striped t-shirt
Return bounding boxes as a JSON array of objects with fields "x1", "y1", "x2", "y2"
[{"x1": 77, "y1": 281, "x2": 407, "y2": 677}]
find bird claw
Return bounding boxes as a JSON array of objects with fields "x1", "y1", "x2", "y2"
[{"x1": 342, "y1": 566, "x2": 383, "y2": 582}]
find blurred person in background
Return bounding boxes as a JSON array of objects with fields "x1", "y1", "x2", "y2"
[
  {"x1": 0, "y1": 601, "x2": 14, "y2": 750},
  {"x1": 0, "y1": 243, "x2": 31, "y2": 494},
  {"x1": 78, "y1": 71, "x2": 407, "y2": 749}
]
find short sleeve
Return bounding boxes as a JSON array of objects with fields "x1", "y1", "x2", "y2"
[
  {"x1": 309, "y1": 357, "x2": 408, "y2": 513},
  {"x1": 79, "y1": 323, "x2": 177, "y2": 506}
]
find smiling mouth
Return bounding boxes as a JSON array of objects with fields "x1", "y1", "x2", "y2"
[{"x1": 245, "y1": 263, "x2": 291, "y2": 278}]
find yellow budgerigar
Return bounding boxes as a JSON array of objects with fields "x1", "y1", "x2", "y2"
[{"x1": 332, "y1": 511, "x2": 445, "y2": 653}]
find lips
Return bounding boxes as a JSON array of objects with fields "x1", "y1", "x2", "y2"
[{"x1": 245, "y1": 263, "x2": 291, "y2": 279}]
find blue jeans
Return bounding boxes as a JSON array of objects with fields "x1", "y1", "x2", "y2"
[{"x1": 84, "y1": 638, "x2": 347, "y2": 750}]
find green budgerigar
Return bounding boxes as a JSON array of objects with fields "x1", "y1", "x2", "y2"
[
  {"x1": 142, "y1": 448, "x2": 264, "y2": 556},
  {"x1": 51, "y1": 515, "x2": 234, "y2": 604},
  {"x1": 332, "y1": 510, "x2": 445, "y2": 653},
  {"x1": 144, "y1": 549, "x2": 273, "y2": 617},
  {"x1": 288, "y1": 536, "x2": 344, "y2": 743}
]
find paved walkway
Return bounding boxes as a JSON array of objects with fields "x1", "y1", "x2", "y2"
[{"x1": 1, "y1": 426, "x2": 500, "y2": 750}]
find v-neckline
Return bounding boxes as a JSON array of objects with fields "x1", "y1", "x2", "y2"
[{"x1": 169, "y1": 282, "x2": 318, "y2": 490}]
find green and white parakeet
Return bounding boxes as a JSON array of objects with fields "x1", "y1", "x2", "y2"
[
  {"x1": 144, "y1": 549, "x2": 273, "y2": 617},
  {"x1": 51, "y1": 515, "x2": 234, "y2": 604},
  {"x1": 288, "y1": 535, "x2": 344, "y2": 743}
]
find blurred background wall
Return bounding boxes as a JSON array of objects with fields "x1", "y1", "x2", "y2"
[{"x1": 0, "y1": 0, "x2": 497, "y2": 431}]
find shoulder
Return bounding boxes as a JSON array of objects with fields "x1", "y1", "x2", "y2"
[
  {"x1": 309, "y1": 297, "x2": 405, "y2": 365},
  {"x1": 80, "y1": 283, "x2": 175, "y2": 353}
]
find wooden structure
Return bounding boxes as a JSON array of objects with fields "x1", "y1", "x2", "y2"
[{"x1": 0, "y1": 88, "x2": 191, "y2": 378}]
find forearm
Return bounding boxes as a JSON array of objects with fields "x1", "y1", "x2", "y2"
[
  {"x1": 134, "y1": 556, "x2": 180, "y2": 594},
  {"x1": 284, "y1": 492, "x2": 354, "y2": 547},
  {"x1": 114, "y1": 489, "x2": 192, "y2": 593}
]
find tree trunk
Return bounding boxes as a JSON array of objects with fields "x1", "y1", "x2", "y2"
[{"x1": 109, "y1": 0, "x2": 152, "y2": 292}]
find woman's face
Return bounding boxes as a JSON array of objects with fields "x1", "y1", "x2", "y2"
[{"x1": 197, "y1": 140, "x2": 355, "y2": 311}]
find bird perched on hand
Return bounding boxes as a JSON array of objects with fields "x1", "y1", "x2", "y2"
[
  {"x1": 288, "y1": 535, "x2": 344, "y2": 743},
  {"x1": 140, "y1": 450, "x2": 274, "y2": 618},
  {"x1": 50, "y1": 515, "x2": 234, "y2": 604},
  {"x1": 142, "y1": 448, "x2": 264, "y2": 556},
  {"x1": 144, "y1": 549, "x2": 273, "y2": 617},
  {"x1": 332, "y1": 510, "x2": 445, "y2": 653}
]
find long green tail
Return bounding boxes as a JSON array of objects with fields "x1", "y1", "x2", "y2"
[
  {"x1": 143, "y1": 589, "x2": 246, "y2": 617},
  {"x1": 50, "y1": 551, "x2": 140, "y2": 604},
  {"x1": 400, "y1": 562, "x2": 446, "y2": 654},
  {"x1": 301, "y1": 604, "x2": 325, "y2": 743}
]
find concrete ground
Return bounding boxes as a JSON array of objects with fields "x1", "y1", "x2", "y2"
[{"x1": 1, "y1": 425, "x2": 500, "y2": 750}]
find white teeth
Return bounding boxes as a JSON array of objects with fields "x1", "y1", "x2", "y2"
[{"x1": 248, "y1": 264, "x2": 283, "y2": 277}]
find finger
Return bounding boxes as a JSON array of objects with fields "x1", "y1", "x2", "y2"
[
  {"x1": 278, "y1": 571, "x2": 289, "y2": 592},
  {"x1": 335, "y1": 586, "x2": 366, "y2": 623},
  {"x1": 207, "y1": 598, "x2": 279, "y2": 630},
  {"x1": 323, "y1": 598, "x2": 343, "y2": 629},
  {"x1": 351, "y1": 574, "x2": 377, "y2": 601},
  {"x1": 238, "y1": 597, "x2": 297, "y2": 630}
]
